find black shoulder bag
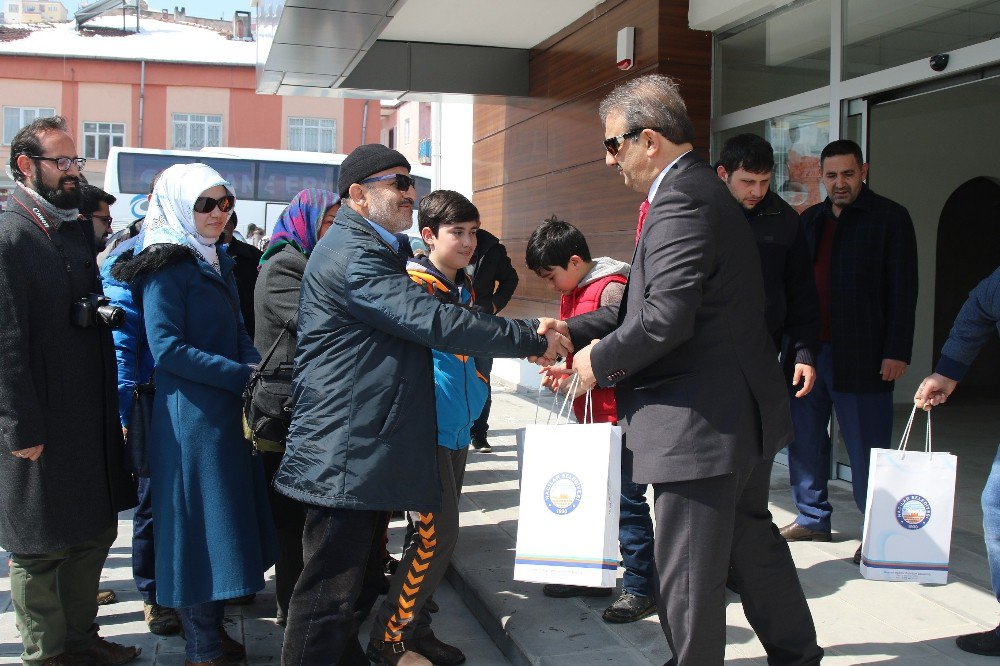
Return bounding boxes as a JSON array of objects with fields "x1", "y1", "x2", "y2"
[{"x1": 242, "y1": 321, "x2": 294, "y2": 453}]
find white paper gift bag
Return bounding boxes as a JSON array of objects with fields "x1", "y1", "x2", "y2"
[
  {"x1": 860, "y1": 407, "x2": 956, "y2": 584},
  {"x1": 514, "y1": 380, "x2": 622, "y2": 587}
]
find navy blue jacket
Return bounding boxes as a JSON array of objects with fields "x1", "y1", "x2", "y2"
[
  {"x1": 936, "y1": 265, "x2": 1000, "y2": 381},
  {"x1": 801, "y1": 185, "x2": 918, "y2": 393},
  {"x1": 273, "y1": 206, "x2": 547, "y2": 512}
]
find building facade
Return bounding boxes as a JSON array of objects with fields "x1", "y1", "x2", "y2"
[{"x1": 3, "y1": 0, "x2": 67, "y2": 24}]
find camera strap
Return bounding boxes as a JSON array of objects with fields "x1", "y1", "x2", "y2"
[{"x1": 10, "y1": 194, "x2": 74, "y2": 272}]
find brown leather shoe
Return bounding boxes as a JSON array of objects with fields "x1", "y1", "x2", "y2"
[
  {"x1": 41, "y1": 655, "x2": 75, "y2": 666},
  {"x1": 220, "y1": 627, "x2": 246, "y2": 661},
  {"x1": 367, "y1": 638, "x2": 433, "y2": 665},
  {"x1": 68, "y1": 637, "x2": 140, "y2": 665},
  {"x1": 778, "y1": 522, "x2": 832, "y2": 542},
  {"x1": 144, "y1": 602, "x2": 182, "y2": 636}
]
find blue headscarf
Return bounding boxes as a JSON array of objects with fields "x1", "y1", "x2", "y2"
[{"x1": 262, "y1": 188, "x2": 339, "y2": 262}]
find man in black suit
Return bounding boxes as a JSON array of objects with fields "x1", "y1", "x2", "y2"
[{"x1": 542, "y1": 74, "x2": 822, "y2": 665}]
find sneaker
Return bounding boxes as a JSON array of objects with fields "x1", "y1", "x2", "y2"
[
  {"x1": 143, "y1": 603, "x2": 181, "y2": 636},
  {"x1": 542, "y1": 583, "x2": 613, "y2": 598},
  {"x1": 470, "y1": 435, "x2": 492, "y2": 453},
  {"x1": 956, "y1": 627, "x2": 1000, "y2": 656},
  {"x1": 601, "y1": 591, "x2": 657, "y2": 623},
  {"x1": 96, "y1": 589, "x2": 117, "y2": 606}
]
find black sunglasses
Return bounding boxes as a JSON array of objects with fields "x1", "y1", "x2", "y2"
[
  {"x1": 193, "y1": 194, "x2": 235, "y2": 214},
  {"x1": 360, "y1": 173, "x2": 417, "y2": 192},
  {"x1": 603, "y1": 127, "x2": 668, "y2": 156}
]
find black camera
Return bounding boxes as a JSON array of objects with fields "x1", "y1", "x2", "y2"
[
  {"x1": 930, "y1": 54, "x2": 949, "y2": 72},
  {"x1": 71, "y1": 293, "x2": 125, "y2": 329}
]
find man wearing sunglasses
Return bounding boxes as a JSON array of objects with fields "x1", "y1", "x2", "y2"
[
  {"x1": 274, "y1": 144, "x2": 572, "y2": 666},
  {"x1": 79, "y1": 183, "x2": 117, "y2": 254},
  {"x1": 539, "y1": 75, "x2": 822, "y2": 666},
  {"x1": 0, "y1": 115, "x2": 139, "y2": 666}
]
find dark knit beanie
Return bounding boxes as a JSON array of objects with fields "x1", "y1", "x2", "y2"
[{"x1": 338, "y1": 144, "x2": 411, "y2": 197}]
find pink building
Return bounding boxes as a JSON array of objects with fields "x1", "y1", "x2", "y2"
[
  {"x1": 380, "y1": 100, "x2": 432, "y2": 167},
  {"x1": 0, "y1": 15, "x2": 380, "y2": 199}
]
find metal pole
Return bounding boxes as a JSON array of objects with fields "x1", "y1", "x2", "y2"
[
  {"x1": 138, "y1": 60, "x2": 145, "y2": 147},
  {"x1": 360, "y1": 100, "x2": 369, "y2": 146}
]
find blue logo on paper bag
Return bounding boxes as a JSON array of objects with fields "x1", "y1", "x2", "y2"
[
  {"x1": 896, "y1": 494, "x2": 931, "y2": 530},
  {"x1": 544, "y1": 473, "x2": 582, "y2": 515}
]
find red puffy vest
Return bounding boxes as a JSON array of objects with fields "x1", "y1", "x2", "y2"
[{"x1": 559, "y1": 273, "x2": 627, "y2": 425}]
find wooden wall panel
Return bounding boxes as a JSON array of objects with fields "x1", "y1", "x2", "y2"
[{"x1": 473, "y1": 0, "x2": 711, "y2": 319}]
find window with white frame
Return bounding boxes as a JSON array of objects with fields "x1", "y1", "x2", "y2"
[
  {"x1": 82, "y1": 122, "x2": 125, "y2": 160},
  {"x1": 287, "y1": 117, "x2": 336, "y2": 153},
  {"x1": 172, "y1": 113, "x2": 223, "y2": 150},
  {"x1": 3, "y1": 106, "x2": 56, "y2": 145}
]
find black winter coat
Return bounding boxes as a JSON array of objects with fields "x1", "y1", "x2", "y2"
[
  {"x1": 226, "y1": 238, "x2": 263, "y2": 339},
  {"x1": 745, "y1": 190, "x2": 820, "y2": 373},
  {"x1": 801, "y1": 185, "x2": 918, "y2": 393},
  {"x1": 0, "y1": 186, "x2": 136, "y2": 554},
  {"x1": 471, "y1": 229, "x2": 519, "y2": 315},
  {"x1": 273, "y1": 206, "x2": 547, "y2": 512}
]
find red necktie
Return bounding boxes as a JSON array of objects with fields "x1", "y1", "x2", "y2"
[{"x1": 635, "y1": 199, "x2": 650, "y2": 246}]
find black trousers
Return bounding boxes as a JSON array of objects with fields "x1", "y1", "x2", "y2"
[
  {"x1": 281, "y1": 506, "x2": 388, "y2": 666},
  {"x1": 262, "y1": 451, "x2": 306, "y2": 623},
  {"x1": 653, "y1": 460, "x2": 823, "y2": 666}
]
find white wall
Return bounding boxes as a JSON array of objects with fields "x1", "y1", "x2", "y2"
[{"x1": 437, "y1": 101, "x2": 473, "y2": 197}]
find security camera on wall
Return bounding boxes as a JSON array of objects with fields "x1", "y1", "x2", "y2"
[{"x1": 930, "y1": 54, "x2": 950, "y2": 72}]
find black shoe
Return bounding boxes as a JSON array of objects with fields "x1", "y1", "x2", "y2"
[
  {"x1": 366, "y1": 638, "x2": 432, "y2": 665},
  {"x1": 410, "y1": 633, "x2": 466, "y2": 665},
  {"x1": 601, "y1": 591, "x2": 656, "y2": 623},
  {"x1": 542, "y1": 583, "x2": 613, "y2": 598},
  {"x1": 853, "y1": 544, "x2": 862, "y2": 565},
  {"x1": 470, "y1": 435, "x2": 492, "y2": 453},
  {"x1": 957, "y1": 627, "x2": 1000, "y2": 656}
]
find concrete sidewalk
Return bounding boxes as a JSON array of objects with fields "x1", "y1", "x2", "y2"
[
  {"x1": 450, "y1": 382, "x2": 1000, "y2": 665},
  {"x1": 1, "y1": 381, "x2": 996, "y2": 665}
]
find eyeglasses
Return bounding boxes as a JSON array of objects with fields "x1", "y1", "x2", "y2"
[
  {"x1": 360, "y1": 173, "x2": 416, "y2": 192},
  {"x1": 28, "y1": 155, "x2": 86, "y2": 171},
  {"x1": 90, "y1": 214, "x2": 113, "y2": 227},
  {"x1": 193, "y1": 194, "x2": 235, "y2": 214},
  {"x1": 603, "y1": 127, "x2": 668, "y2": 156}
]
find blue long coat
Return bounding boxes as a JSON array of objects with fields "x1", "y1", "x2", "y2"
[{"x1": 123, "y1": 244, "x2": 277, "y2": 608}]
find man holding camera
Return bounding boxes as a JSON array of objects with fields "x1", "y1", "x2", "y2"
[{"x1": 0, "y1": 116, "x2": 138, "y2": 666}]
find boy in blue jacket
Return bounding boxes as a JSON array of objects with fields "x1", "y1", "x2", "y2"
[{"x1": 368, "y1": 190, "x2": 488, "y2": 666}]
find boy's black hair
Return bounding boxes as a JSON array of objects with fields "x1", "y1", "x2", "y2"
[
  {"x1": 418, "y1": 189, "x2": 479, "y2": 236},
  {"x1": 78, "y1": 183, "x2": 116, "y2": 216},
  {"x1": 820, "y1": 139, "x2": 864, "y2": 167},
  {"x1": 717, "y1": 133, "x2": 775, "y2": 176},
  {"x1": 525, "y1": 215, "x2": 592, "y2": 272}
]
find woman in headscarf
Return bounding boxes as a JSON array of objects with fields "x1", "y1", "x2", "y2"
[
  {"x1": 111, "y1": 163, "x2": 277, "y2": 666},
  {"x1": 253, "y1": 187, "x2": 339, "y2": 627}
]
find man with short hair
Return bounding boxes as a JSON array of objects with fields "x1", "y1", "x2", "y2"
[
  {"x1": 716, "y1": 134, "x2": 819, "y2": 397},
  {"x1": 78, "y1": 183, "x2": 116, "y2": 254},
  {"x1": 0, "y1": 115, "x2": 139, "y2": 666},
  {"x1": 779, "y1": 139, "x2": 918, "y2": 565},
  {"x1": 542, "y1": 74, "x2": 822, "y2": 665},
  {"x1": 274, "y1": 144, "x2": 571, "y2": 666}
]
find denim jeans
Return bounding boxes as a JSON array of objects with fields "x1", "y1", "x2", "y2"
[
  {"x1": 281, "y1": 506, "x2": 388, "y2": 666},
  {"x1": 176, "y1": 600, "x2": 225, "y2": 662},
  {"x1": 787, "y1": 344, "x2": 893, "y2": 531},
  {"x1": 619, "y1": 471, "x2": 656, "y2": 598},
  {"x1": 982, "y1": 444, "x2": 1000, "y2": 602},
  {"x1": 132, "y1": 476, "x2": 156, "y2": 605}
]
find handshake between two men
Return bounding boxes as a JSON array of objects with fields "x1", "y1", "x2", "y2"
[{"x1": 530, "y1": 318, "x2": 600, "y2": 399}]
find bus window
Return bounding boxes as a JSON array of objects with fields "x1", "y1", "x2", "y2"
[
  {"x1": 257, "y1": 162, "x2": 337, "y2": 201},
  {"x1": 200, "y1": 158, "x2": 256, "y2": 200},
  {"x1": 117, "y1": 153, "x2": 195, "y2": 194},
  {"x1": 413, "y1": 175, "x2": 431, "y2": 208}
]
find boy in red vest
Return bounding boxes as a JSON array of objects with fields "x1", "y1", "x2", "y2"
[{"x1": 525, "y1": 216, "x2": 656, "y2": 623}]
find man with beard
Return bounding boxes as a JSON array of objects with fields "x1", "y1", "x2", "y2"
[
  {"x1": 0, "y1": 116, "x2": 139, "y2": 666},
  {"x1": 274, "y1": 144, "x2": 571, "y2": 666},
  {"x1": 778, "y1": 140, "x2": 918, "y2": 564},
  {"x1": 78, "y1": 183, "x2": 117, "y2": 255}
]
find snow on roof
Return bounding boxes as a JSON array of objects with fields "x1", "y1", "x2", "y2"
[{"x1": 0, "y1": 15, "x2": 255, "y2": 66}]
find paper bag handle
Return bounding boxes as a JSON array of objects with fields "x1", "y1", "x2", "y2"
[
  {"x1": 531, "y1": 372, "x2": 581, "y2": 425},
  {"x1": 898, "y1": 405, "x2": 932, "y2": 456}
]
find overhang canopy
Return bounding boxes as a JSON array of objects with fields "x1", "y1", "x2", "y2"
[{"x1": 256, "y1": 0, "x2": 603, "y2": 100}]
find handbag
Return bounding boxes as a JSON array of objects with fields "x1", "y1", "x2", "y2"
[
  {"x1": 514, "y1": 377, "x2": 623, "y2": 587},
  {"x1": 125, "y1": 316, "x2": 153, "y2": 476},
  {"x1": 243, "y1": 321, "x2": 294, "y2": 453},
  {"x1": 860, "y1": 406, "x2": 957, "y2": 584}
]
